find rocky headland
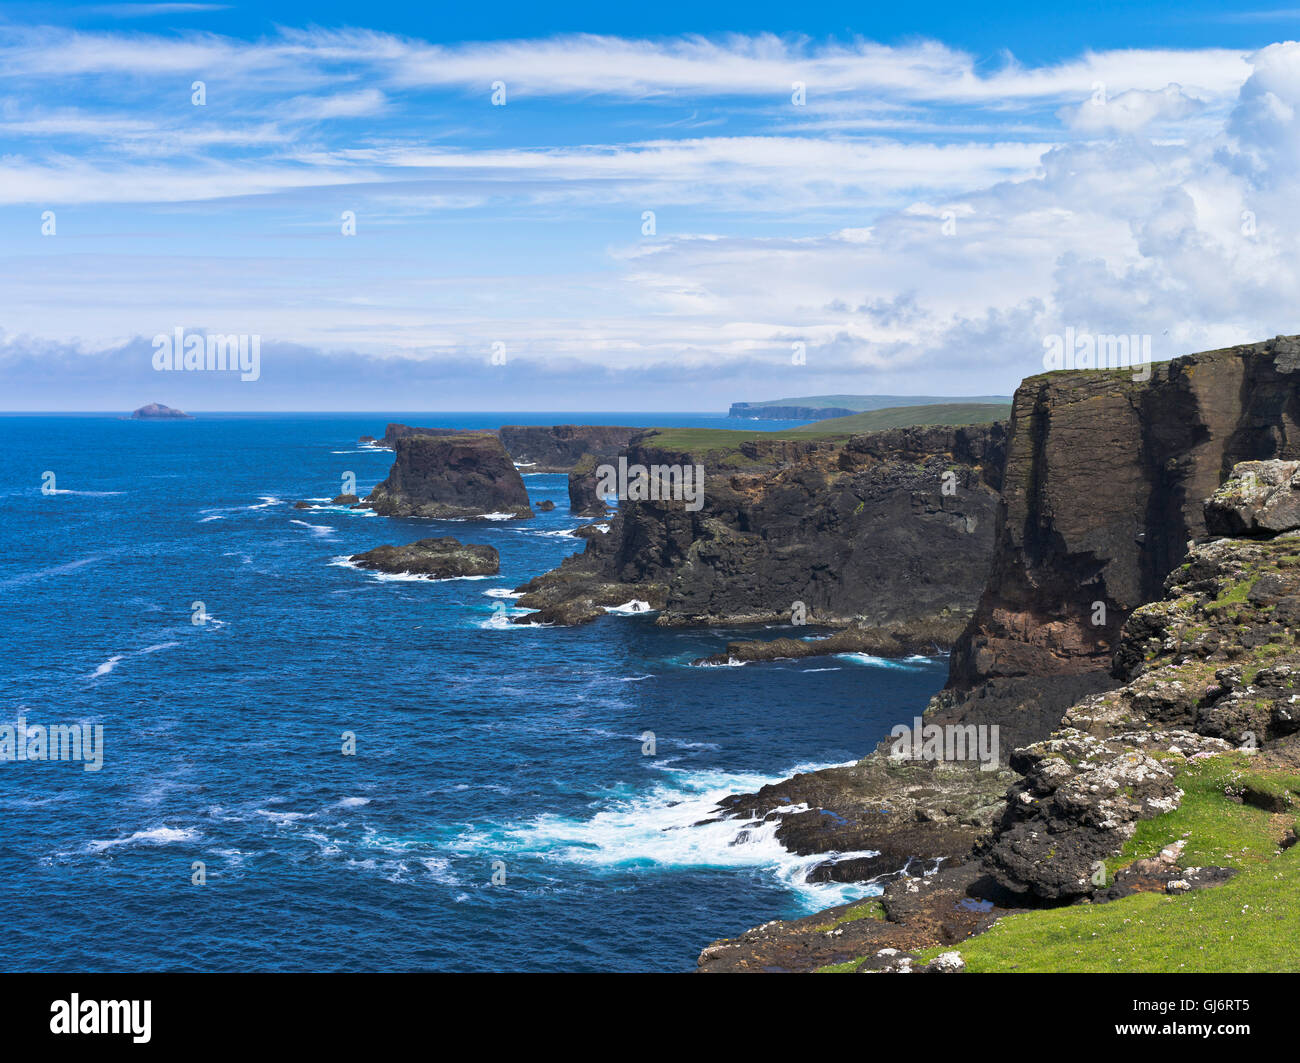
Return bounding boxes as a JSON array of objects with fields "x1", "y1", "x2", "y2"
[
  {"x1": 698, "y1": 335, "x2": 1300, "y2": 974},
  {"x1": 511, "y1": 423, "x2": 1007, "y2": 635},
  {"x1": 936, "y1": 335, "x2": 1300, "y2": 750}
]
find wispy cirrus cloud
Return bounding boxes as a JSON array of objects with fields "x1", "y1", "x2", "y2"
[{"x1": 1, "y1": 21, "x2": 1296, "y2": 410}]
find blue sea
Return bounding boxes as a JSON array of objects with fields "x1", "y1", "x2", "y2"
[{"x1": 0, "y1": 413, "x2": 948, "y2": 972}]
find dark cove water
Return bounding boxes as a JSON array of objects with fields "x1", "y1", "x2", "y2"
[{"x1": 0, "y1": 413, "x2": 948, "y2": 972}]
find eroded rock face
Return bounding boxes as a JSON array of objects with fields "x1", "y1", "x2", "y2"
[
  {"x1": 981, "y1": 729, "x2": 1231, "y2": 900},
  {"x1": 568, "y1": 453, "x2": 613, "y2": 516},
  {"x1": 978, "y1": 461, "x2": 1300, "y2": 901},
  {"x1": 1205, "y1": 459, "x2": 1300, "y2": 538},
  {"x1": 950, "y1": 336, "x2": 1300, "y2": 698},
  {"x1": 347, "y1": 536, "x2": 499, "y2": 579},
  {"x1": 365, "y1": 433, "x2": 533, "y2": 520},
  {"x1": 499, "y1": 425, "x2": 638, "y2": 473},
  {"x1": 515, "y1": 422, "x2": 1006, "y2": 631},
  {"x1": 367, "y1": 424, "x2": 474, "y2": 448}
]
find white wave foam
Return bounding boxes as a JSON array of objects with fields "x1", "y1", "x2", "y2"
[
  {"x1": 0, "y1": 555, "x2": 101, "y2": 588},
  {"x1": 289, "y1": 519, "x2": 337, "y2": 539},
  {"x1": 447, "y1": 764, "x2": 881, "y2": 909},
  {"x1": 87, "y1": 826, "x2": 199, "y2": 853},
  {"x1": 337, "y1": 797, "x2": 371, "y2": 808},
  {"x1": 604, "y1": 599, "x2": 654, "y2": 615},
  {"x1": 836, "y1": 653, "x2": 938, "y2": 669},
  {"x1": 329, "y1": 556, "x2": 491, "y2": 583},
  {"x1": 517, "y1": 527, "x2": 587, "y2": 539},
  {"x1": 91, "y1": 655, "x2": 123, "y2": 678},
  {"x1": 254, "y1": 809, "x2": 312, "y2": 824},
  {"x1": 479, "y1": 607, "x2": 537, "y2": 629},
  {"x1": 88, "y1": 640, "x2": 180, "y2": 679},
  {"x1": 483, "y1": 588, "x2": 522, "y2": 599}
]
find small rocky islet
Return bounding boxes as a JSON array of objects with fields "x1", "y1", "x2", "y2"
[
  {"x1": 347, "y1": 537, "x2": 499, "y2": 579},
  {"x1": 130, "y1": 402, "x2": 192, "y2": 419}
]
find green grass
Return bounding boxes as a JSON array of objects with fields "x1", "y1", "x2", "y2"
[
  {"x1": 641, "y1": 402, "x2": 1010, "y2": 455},
  {"x1": 785, "y1": 403, "x2": 1010, "y2": 435},
  {"x1": 917, "y1": 849, "x2": 1300, "y2": 971},
  {"x1": 908, "y1": 754, "x2": 1300, "y2": 972},
  {"x1": 811, "y1": 899, "x2": 885, "y2": 933},
  {"x1": 1206, "y1": 574, "x2": 1260, "y2": 611},
  {"x1": 1113, "y1": 754, "x2": 1298, "y2": 872}
]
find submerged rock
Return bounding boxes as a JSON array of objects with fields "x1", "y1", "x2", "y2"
[{"x1": 347, "y1": 536, "x2": 498, "y2": 579}]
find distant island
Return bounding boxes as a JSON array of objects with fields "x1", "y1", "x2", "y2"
[
  {"x1": 728, "y1": 394, "x2": 1012, "y2": 420},
  {"x1": 131, "y1": 403, "x2": 192, "y2": 420}
]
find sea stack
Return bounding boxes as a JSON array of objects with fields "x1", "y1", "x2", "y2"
[{"x1": 364, "y1": 432, "x2": 534, "y2": 520}]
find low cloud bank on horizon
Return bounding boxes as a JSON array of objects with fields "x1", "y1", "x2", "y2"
[{"x1": 1, "y1": 21, "x2": 1298, "y2": 409}]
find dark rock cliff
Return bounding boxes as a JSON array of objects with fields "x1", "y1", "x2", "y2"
[
  {"x1": 375, "y1": 423, "x2": 473, "y2": 447},
  {"x1": 568, "y1": 453, "x2": 611, "y2": 516},
  {"x1": 951, "y1": 335, "x2": 1300, "y2": 690},
  {"x1": 368, "y1": 423, "x2": 637, "y2": 473},
  {"x1": 932, "y1": 336, "x2": 1300, "y2": 749},
  {"x1": 514, "y1": 423, "x2": 1007, "y2": 637},
  {"x1": 364, "y1": 433, "x2": 533, "y2": 520},
  {"x1": 498, "y1": 424, "x2": 638, "y2": 473}
]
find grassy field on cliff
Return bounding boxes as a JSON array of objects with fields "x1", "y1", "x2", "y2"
[
  {"x1": 917, "y1": 753, "x2": 1300, "y2": 973},
  {"x1": 644, "y1": 402, "x2": 1009, "y2": 453},
  {"x1": 785, "y1": 403, "x2": 1009, "y2": 435}
]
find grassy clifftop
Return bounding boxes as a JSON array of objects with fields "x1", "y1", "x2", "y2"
[
  {"x1": 643, "y1": 402, "x2": 1009, "y2": 453},
  {"x1": 916, "y1": 753, "x2": 1300, "y2": 972}
]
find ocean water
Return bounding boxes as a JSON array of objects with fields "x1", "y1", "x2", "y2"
[{"x1": 0, "y1": 413, "x2": 949, "y2": 972}]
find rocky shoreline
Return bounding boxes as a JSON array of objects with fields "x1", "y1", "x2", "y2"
[{"x1": 695, "y1": 335, "x2": 1300, "y2": 973}]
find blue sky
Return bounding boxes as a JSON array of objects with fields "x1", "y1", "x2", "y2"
[{"x1": 2, "y1": 1, "x2": 1300, "y2": 410}]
